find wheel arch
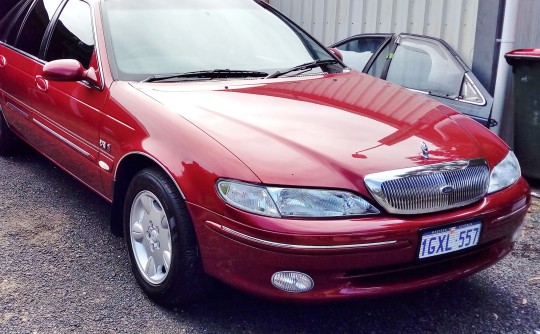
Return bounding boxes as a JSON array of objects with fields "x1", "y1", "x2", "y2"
[{"x1": 110, "y1": 151, "x2": 186, "y2": 237}]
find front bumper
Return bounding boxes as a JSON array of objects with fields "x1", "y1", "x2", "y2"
[{"x1": 188, "y1": 178, "x2": 530, "y2": 302}]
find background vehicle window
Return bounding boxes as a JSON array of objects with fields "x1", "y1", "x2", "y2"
[
  {"x1": 367, "y1": 42, "x2": 391, "y2": 77},
  {"x1": 14, "y1": 0, "x2": 62, "y2": 57},
  {"x1": 386, "y1": 38, "x2": 465, "y2": 98},
  {"x1": 336, "y1": 37, "x2": 386, "y2": 72},
  {"x1": 45, "y1": 0, "x2": 94, "y2": 68}
]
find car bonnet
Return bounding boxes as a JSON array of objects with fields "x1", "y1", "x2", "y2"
[{"x1": 131, "y1": 72, "x2": 490, "y2": 193}]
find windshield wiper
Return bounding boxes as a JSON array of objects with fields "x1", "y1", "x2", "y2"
[
  {"x1": 265, "y1": 59, "x2": 341, "y2": 79},
  {"x1": 142, "y1": 69, "x2": 269, "y2": 83}
]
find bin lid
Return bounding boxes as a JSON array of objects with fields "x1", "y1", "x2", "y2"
[{"x1": 505, "y1": 49, "x2": 540, "y2": 65}]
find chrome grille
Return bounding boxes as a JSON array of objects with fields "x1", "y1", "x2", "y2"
[{"x1": 364, "y1": 159, "x2": 490, "y2": 214}]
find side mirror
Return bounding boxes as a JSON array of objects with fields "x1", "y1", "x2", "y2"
[
  {"x1": 328, "y1": 48, "x2": 344, "y2": 62},
  {"x1": 42, "y1": 59, "x2": 99, "y2": 87}
]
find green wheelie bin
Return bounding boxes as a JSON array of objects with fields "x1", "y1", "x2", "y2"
[{"x1": 505, "y1": 49, "x2": 540, "y2": 179}]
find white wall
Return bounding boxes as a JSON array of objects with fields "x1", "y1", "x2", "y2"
[
  {"x1": 516, "y1": 0, "x2": 540, "y2": 49},
  {"x1": 269, "y1": 0, "x2": 479, "y2": 66}
]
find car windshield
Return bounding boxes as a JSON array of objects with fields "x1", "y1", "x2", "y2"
[{"x1": 102, "y1": 0, "x2": 337, "y2": 81}]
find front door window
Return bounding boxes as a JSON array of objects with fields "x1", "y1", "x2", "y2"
[{"x1": 45, "y1": 0, "x2": 95, "y2": 68}]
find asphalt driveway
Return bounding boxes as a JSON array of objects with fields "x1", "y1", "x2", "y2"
[{"x1": 0, "y1": 149, "x2": 538, "y2": 334}]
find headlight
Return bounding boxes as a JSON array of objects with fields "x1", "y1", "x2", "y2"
[
  {"x1": 488, "y1": 151, "x2": 521, "y2": 194},
  {"x1": 216, "y1": 180, "x2": 280, "y2": 217},
  {"x1": 217, "y1": 180, "x2": 379, "y2": 218}
]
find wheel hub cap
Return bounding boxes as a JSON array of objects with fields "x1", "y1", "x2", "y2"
[
  {"x1": 146, "y1": 222, "x2": 161, "y2": 251},
  {"x1": 130, "y1": 191, "x2": 172, "y2": 285}
]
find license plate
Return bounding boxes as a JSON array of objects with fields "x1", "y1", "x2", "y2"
[{"x1": 418, "y1": 221, "x2": 482, "y2": 259}]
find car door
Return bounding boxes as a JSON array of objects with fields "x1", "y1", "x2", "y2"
[
  {"x1": 331, "y1": 33, "x2": 494, "y2": 127},
  {"x1": 1, "y1": 0, "x2": 106, "y2": 194},
  {"x1": 0, "y1": 0, "x2": 62, "y2": 140},
  {"x1": 330, "y1": 33, "x2": 394, "y2": 78},
  {"x1": 30, "y1": 0, "x2": 107, "y2": 194}
]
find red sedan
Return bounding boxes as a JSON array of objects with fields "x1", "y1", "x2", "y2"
[{"x1": 0, "y1": 0, "x2": 530, "y2": 306}]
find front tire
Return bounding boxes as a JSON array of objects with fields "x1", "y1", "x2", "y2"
[{"x1": 123, "y1": 167, "x2": 213, "y2": 306}]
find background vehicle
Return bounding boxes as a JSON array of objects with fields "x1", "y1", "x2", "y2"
[{"x1": 331, "y1": 33, "x2": 495, "y2": 127}]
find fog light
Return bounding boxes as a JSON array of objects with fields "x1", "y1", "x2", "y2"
[{"x1": 271, "y1": 271, "x2": 314, "y2": 293}]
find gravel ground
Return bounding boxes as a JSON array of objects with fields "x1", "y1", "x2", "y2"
[{"x1": 0, "y1": 149, "x2": 539, "y2": 334}]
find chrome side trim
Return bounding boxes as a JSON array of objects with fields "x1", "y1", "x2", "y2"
[
  {"x1": 0, "y1": 43, "x2": 43, "y2": 64},
  {"x1": 212, "y1": 222, "x2": 397, "y2": 250},
  {"x1": 32, "y1": 119, "x2": 92, "y2": 159},
  {"x1": 7, "y1": 102, "x2": 29, "y2": 119}
]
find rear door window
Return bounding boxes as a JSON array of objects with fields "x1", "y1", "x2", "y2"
[
  {"x1": 0, "y1": 0, "x2": 32, "y2": 44},
  {"x1": 14, "y1": 0, "x2": 62, "y2": 57}
]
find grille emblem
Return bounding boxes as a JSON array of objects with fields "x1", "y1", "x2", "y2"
[
  {"x1": 421, "y1": 142, "x2": 429, "y2": 159},
  {"x1": 440, "y1": 185, "x2": 455, "y2": 195}
]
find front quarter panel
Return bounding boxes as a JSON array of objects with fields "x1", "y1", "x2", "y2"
[{"x1": 99, "y1": 82, "x2": 260, "y2": 206}]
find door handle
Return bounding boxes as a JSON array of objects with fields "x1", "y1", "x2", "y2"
[
  {"x1": 35, "y1": 75, "x2": 49, "y2": 92},
  {"x1": 0, "y1": 55, "x2": 6, "y2": 68}
]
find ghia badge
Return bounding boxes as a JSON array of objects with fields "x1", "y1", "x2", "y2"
[
  {"x1": 421, "y1": 142, "x2": 429, "y2": 159},
  {"x1": 99, "y1": 139, "x2": 111, "y2": 153}
]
